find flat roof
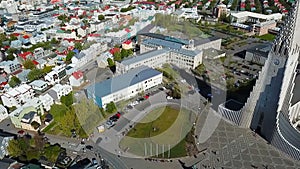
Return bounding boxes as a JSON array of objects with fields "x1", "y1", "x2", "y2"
[
  {"x1": 231, "y1": 11, "x2": 282, "y2": 20},
  {"x1": 87, "y1": 66, "x2": 162, "y2": 98},
  {"x1": 142, "y1": 38, "x2": 183, "y2": 49},
  {"x1": 121, "y1": 49, "x2": 168, "y2": 66},
  {"x1": 138, "y1": 33, "x2": 190, "y2": 45}
]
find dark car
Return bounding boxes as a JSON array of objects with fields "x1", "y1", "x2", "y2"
[{"x1": 86, "y1": 145, "x2": 93, "y2": 150}]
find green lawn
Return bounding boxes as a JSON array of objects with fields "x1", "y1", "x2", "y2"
[
  {"x1": 42, "y1": 121, "x2": 57, "y2": 133},
  {"x1": 126, "y1": 106, "x2": 179, "y2": 138},
  {"x1": 120, "y1": 105, "x2": 196, "y2": 158},
  {"x1": 156, "y1": 139, "x2": 187, "y2": 158},
  {"x1": 257, "y1": 34, "x2": 276, "y2": 41}
]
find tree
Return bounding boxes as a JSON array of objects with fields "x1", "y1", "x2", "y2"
[
  {"x1": 106, "y1": 102, "x2": 117, "y2": 114},
  {"x1": 23, "y1": 60, "x2": 36, "y2": 70},
  {"x1": 74, "y1": 42, "x2": 83, "y2": 51},
  {"x1": 107, "y1": 58, "x2": 115, "y2": 67},
  {"x1": 43, "y1": 145, "x2": 62, "y2": 163},
  {"x1": 120, "y1": 49, "x2": 128, "y2": 59},
  {"x1": 7, "y1": 53, "x2": 15, "y2": 61},
  {"x1": 50, "y1": 38, "x2": 59, "y2": 44},
  {"x1": 98, "y1": 15, "x2": 105, "y2": 21},
  {"x1": 27, "y1": 69, "x2": 44, "y2": 81},
  {"x1": 7, "y1": 139, "x2": 24, "y2": 157},
  {"x1": 60, "y1": 92, "x2": 74, "y2": 107},
  {"x1": 66, "y1": 51, "x2": 75, "y2": 61},
  {"x1": 9, "y1": 76, "x2": 21, "y2": 87},
  {"x1": 113, "y1": 51, "x2": 122, "y2": 61},
  {"x1": 42, "y1": 66, "x2": 54, "y2": 74}
]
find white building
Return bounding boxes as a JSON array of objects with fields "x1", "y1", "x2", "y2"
[
  {"x1": 69, "y1": 71, "x2": 84, "y2": 87},
  {"x1": 44, "y1": 65, "x2": 67, "y2": 85},
  {"x1": 29, "y1": 80, "x2": 48, "y2": 92},
  {"x1": 47, "y1": 84, "x2": 72, "y2": 102},
  {"x1": 1, "y1": 84, "x2": 34, "y2": 108},
  {"x1": 39, "y1": 94, "x2": 54, "y2": 111},
  {"x1": 97, "y1": 51, "x2": 114, "y2": 68},
  {"x1": 0, "y1": 60, "x2": 22, "y2": 74},
  {"x1": 173, "y1": 7, "x2": 201, "y2": 20},
  {"x1": 230, "y1": 11, "x2": 282, "y2": 23},
  {"x1": 86, "y1": 66, "x2": 162, "y2": 108},
  {"x1": 0, "y1": 105, "x2": 8, "y2": 122},
  {"x1": 118, "y1": 48, "x2": 202, "y2": 73},
  {"x1": 71, "y1": 43, "x2": 107, "y2": 68}
]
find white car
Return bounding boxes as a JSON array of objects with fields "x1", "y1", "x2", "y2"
[{"x1": 166, "y1": 96, "x2": 173, "y2": 100}]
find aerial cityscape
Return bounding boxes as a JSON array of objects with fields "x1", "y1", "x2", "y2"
[{"x1": 0, "y1": 0, "x2": 299, "y2": 168}]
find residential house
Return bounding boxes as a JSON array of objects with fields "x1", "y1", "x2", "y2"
[
  {"x1": 0, "y1": 105, "x2": 8, "y2": 122},
  {"x1": 10, "y1": 100, "x2": 43, "y2": 131},
  {"x1": 1, "y1": 84, "x2": 34, "y2": 107},
  {"x1": 44, "y1": 65, "x2": 67, "y2": 85},
  {"x1": 39, "y1": 94, "x2": 54, "y2": 111},
  {"x1": 97, "y1": 51, "x2": 113, "y2": 68},
  {"x1": 33, "y1": 47, "x2": 45, "y2": 59},
  {"x1": 16, "y1": 69, "x2": 30, "y2": 82},
  {"x1": 30, "y1": 32, "x2": 47, "y2": 45},
  {"x1": 0, "y1": 76, "x2": 8, "y2": 88},
  {"x1": 18, "y1": 51, "x2": 33, "y2": 61},
  {"x1": 35, "y1": 58, "x2": 47, "y2": 69},
  {"x1": 72, "y1": 43, "x2": 107, "y2": 68},
  {"x1": 10, "y1": 40, "x2": 22, "y2": 49},
  {"x1": 47, "y1": 84, "x2": 72, "y2": 102},
  {"x1": 0, "y1": 60, "x2": 22, "y2": 75},
  {"x1": 122, "y1": 40, "x2": 133, "y2": 50},
  {"x1": 0, "y1": 131, "x2": 15, "y2": 159},
  {"x1": 29, "y1": 80, "x2": 48, "y2": 92},
  {"x1": 69, "y1": 71, "x2": 84, "y2": 87}
]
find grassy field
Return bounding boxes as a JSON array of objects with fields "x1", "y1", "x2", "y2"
[
  {"x1": 257, "y1": 34, "x2": 276, "y2": 41},
  {"x1": 120, "y1": 105, "x2": 196, "y2": 158},
  {"x1": 126, "y1": 106, "x2": 179, "y2": 138}
]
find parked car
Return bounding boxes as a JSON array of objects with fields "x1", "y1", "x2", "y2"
[
  {"x1": 86, "y1": 145, "x2": 93, "y2": 150},
  {"x1": 105, "y1": 120, "x2": 115, "y2": 129}
]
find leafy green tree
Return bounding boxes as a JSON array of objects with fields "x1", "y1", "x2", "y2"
[
  {"x1": 9, "y1": 76, "x2": 21, "y2": 87},
  {"x1": 23, "y1": 60, "x2": 36, "y2": 70},
  {"x1": 66, "y1": 51, "x2": 75, "y2": 61},
  {"x1": 106, "y1": 101, "x2": 117, "y2": 114},
  {"x1": 26, "y1": 149, "x2": 41, "y2": 161},
  {"x1": 98, "y1": 15, "x2": 105, "y2": 21},
  {"x1": 7, "y1": 53, "x2": 15, "y2": 61},
  {"x1": 27, "y1": 69, "x2": 44, "y2": 81},
  {"x1": 113, "y1": 51, "x2": 122, "y2": 61},
  {"x1": 60, "y1": 92, "x2": 74, "y2": 107},
  {"x1": 107, "y1": 58, "x2": 115, "y2": 67},
  {"x1": 7, "y1": 139, "x2": 24, "y2": 157},
  {"x1": 50, "y1": 38, "x2": 59, "y2": 44},
  {"x1": 43, "y1": 145, "x2": 62, "y2": 163},
  {"x1": 74, "y1": 42, "x2": 83, "y2": 51},
  {"x1": 42, "y1": 66, "x2": 54, "y2": 74}
]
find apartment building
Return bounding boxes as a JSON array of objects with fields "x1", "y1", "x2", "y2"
[{"x1": 1, "y1": 84, "x2": 34, "y2": 107}]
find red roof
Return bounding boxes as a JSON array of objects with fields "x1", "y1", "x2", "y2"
[
  {"x1": 18, "y1": 52, "x2": 32, "y2": 59},
  {"x1": 32, "y1": 60, "x2": 39, "y2": 65},
  {"x1": 123, "y1": 40, "x2": 132, "y2": 45},
  {"x1": 23, "y1": 35, "x2": 30, "y2": 39},
  {"x1": 12, "y1": 33, "x2": 20, "y2": 37},
  {"x1": 134, "y1": 1, "x2": 155, "y2": 5},
  {"x1": 72, "y1": 71, "x2": 84, "y2": 80},
  {"x1": 109, "y1": 48, "x2": 120, "y2": 55},
  {"x1": 125, "y1": 28, "x2": 130, "y2": 33},
  {"x1": 89, "y1": 34, "x2": 101, "y2": 37}
]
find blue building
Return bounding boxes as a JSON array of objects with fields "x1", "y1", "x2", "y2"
[{"x1": 86, "y1": 66, "x2": 162, "y2": 108}]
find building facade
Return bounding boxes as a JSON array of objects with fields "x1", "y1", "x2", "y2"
[{"x1": 86, "y1": 66, "x2": 162, "y2": 108}]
